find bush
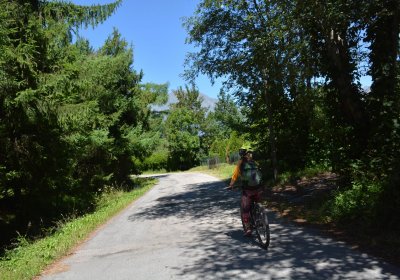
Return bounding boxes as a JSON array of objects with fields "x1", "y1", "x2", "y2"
[
  {"x1": 138, "y1": 151, "x2": 168, "y2": 172},
  {"x1": 375, "y1": 167, "x2": 400, "y2": 230},
  {"x1": 330, "y1": 179, "x2": 383, "y2": 227}
]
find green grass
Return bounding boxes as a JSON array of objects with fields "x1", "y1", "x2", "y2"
[
  {"x1": 189, "y1": 163, "x2": 234, "y2": 181},
  {"x1": 0, "y1": 178, "x2": 157, "y2": 280}
]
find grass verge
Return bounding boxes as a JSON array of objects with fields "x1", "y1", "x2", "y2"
[
  {"x1": 189, "y1": 163, "x2": 234, "y2": 181},
  {"x1": 0, "y1": 178, "x2": 157, "y2": 280}
]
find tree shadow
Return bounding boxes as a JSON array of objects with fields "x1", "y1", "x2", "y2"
[
  {"x1": 128, "y1": 177, "x2": 400, "y2": 279},
  {"x1": 129, "y1": 179, "x2": 238, "y2": 221}
]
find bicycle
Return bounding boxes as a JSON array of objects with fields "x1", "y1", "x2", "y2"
[
  {"x1": 242, "y1": 198, "x2": 270, "y2": 248},
  {"x1": 227, "y1": 186, "x2": 270, "y2": 248}
]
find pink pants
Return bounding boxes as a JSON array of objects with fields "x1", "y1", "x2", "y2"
[{"x1": 241, "y1": 188, "x2": 262, "y2": 229}]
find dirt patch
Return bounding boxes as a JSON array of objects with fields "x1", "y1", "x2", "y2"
[
  {"x1": 39, "y1": 263, "x2": 70, "y2": 277},
  {"x1": 263, "y1": 172, "x2": 400, "y2": 267}
]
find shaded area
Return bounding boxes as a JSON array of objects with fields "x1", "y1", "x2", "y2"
[
  {"x1": 266, "y1": 172, "x2": 400, "y2": 266},
  {"x1": 128, "y1": 177, "x2": 400, "y2": 279},
  {"x1": 129, "y1": 180, "x2": 238, "y2": 222},
  {"x1": 175, "y1": 217, "x2": 400, "y2": 279}
]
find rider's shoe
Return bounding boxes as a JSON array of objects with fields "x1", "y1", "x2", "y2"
[{"x1": 243, "y1": 229, "x2": 252, "y2": 237}]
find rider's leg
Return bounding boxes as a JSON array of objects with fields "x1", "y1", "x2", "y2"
[
  {"x1": 254, "y1": 188, "x2": 263, "y2": 202},
  {"x1": 241, "y1": 190, "x2": 252, "y2": 235},
  {"x1": 246, "y1": 187, "x2": 263, "y2": 202}
]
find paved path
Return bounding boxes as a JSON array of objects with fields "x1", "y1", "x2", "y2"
[{"x1": 41, "y1": 172, "x2": 400, "y2": 279}]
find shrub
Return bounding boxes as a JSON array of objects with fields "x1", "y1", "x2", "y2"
[{"x1": 330, "y1": 179, "x2": 383, "y2": 227}]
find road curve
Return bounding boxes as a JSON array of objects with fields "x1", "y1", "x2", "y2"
[{"x1": 40, "y1": 172, "x2": 400, "y2": 280}]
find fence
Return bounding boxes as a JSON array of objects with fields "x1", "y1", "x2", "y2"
[{"x1": 200, "y1": 152, "x2": 241, "y2": 169}]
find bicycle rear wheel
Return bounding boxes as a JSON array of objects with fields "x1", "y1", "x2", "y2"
[{"x1": 254, "y1": 203, "x2": 270, "y2": 248}]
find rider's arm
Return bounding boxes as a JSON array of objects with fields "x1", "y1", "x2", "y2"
[{"x1": 229, "y1": 159, "x2": 242, "y2": 188}]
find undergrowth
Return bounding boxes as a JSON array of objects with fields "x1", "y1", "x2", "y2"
[{"x1": 0, "y1": 178, "x2": 156, "y2": 280}]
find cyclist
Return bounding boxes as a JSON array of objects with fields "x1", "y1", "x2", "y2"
[{"x1": 228, "y1": 143, "x2": 263, "y2": 236}]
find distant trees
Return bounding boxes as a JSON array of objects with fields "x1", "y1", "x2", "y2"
[
  {"x1": 165, "y1": 85, "x2": 206, "y2": 170},
  {"x1": 139, "y1": 86, "x2": 245, "y2": 171},
  {"x1": 208, "y1": 91, "x2": 245, "y2": 162},
  {"x1": 213, "y1": 90, "x2": 243, "y2": 137}
]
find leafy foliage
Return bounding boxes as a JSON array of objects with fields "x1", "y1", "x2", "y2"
[
  {"x1": 165, "y1": 85, "x2": 206, "y2": 170},
  {"x1": 185, "y1": 0, "x2": 400, "y2": 230}
]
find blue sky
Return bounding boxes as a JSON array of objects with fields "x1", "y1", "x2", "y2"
[
  {"x1": 71, "y1": 1, "x2": 371, "y2": 98},
  {"x1": 71, "y1": 0, "x2": 222, "y2": 99}
]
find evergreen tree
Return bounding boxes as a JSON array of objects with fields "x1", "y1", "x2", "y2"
[
  {"x1": 165, "y1": 85, "x2": 206, "y2": 170},
  {"x1": 0, "y1": 0, "x2": 169, "y2": 245}
]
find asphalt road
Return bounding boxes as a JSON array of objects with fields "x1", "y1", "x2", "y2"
[{"x1": 40, "y1": 172, "x2": 400, "y2": 280}]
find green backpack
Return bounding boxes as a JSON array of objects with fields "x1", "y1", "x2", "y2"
[{"x1": 241, "y1": 160, "x2": 262, "y2": 187}]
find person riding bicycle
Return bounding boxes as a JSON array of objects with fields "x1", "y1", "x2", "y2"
[{"x1": 228, "y1": 143, "x2": 263, "y2": 236}]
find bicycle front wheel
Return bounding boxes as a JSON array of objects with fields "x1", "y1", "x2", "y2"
[{"x1": 254, "y1": 203, "x2": 270, "y2": 248}]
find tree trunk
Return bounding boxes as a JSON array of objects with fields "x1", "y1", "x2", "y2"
[
  {"x1": 327, "y1": 30, "x2": 365, "y2": 126},
  {"x1": 325, "y1": 29, "x2": 369, "y2": 159},
  {"x1": 225, "y1": 145, "x2": 230, "y2": 164}
]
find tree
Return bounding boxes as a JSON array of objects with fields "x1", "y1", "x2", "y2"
[
  {"x1": 165, "y1": 85, "x2": 206, "y2": 170},
  {"x1": 184, "y1": 0, "x2": 313, "y2": 179},
  {"x1": 213, "y1": 90, "x2": 243, "y2": 137},
  {"x1": 205, "y1": 90, "x2": 244, "y2": 162},
  {"x1": 132, "y1": 82, "x2": 169, "y2": 171},
  {"x1": 364, "y1": 0, "x2": 400, "y2": 173},
  {"x1": 0, "y1": 0, "x2": 168, "y2": 244},
  {"x1": 100, "y1": 27, "x2": 128, "y2": 56},
  {"x1": 362, "y1": 0, "x2": 400, "y2": 229},
  {"x1": 186, "y1": 0, "x2": 400, "y2": 230},
  {"x1": 0, "y1": 0, "x2": 121, "y2": 212},
  {"x1": 185, "y1": 0, "x2": 399, "y2": 174}
]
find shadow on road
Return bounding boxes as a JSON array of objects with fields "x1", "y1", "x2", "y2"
[
  {"x1": 128, "y1": 177, "x2": 400, "y2": 279},
  {"x1": 129, "y1": 179, "x2": 238, "y2": 221}
]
